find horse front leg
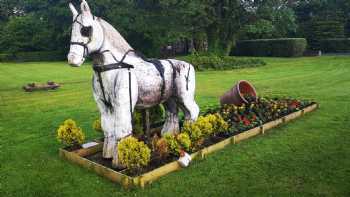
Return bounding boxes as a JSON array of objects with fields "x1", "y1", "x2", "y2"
[
  {"x1": 111, "y1": 71, "x2": 138, "y2": 168},
  {"x1": 111, "y1": 104, "x2": 134, "y2": 168},
  {"x1": 94, "y1": 100, "x2": 117, "y2": 159},
  {"x1": 93, "y1": 74, "x2": 117, "y2": 159},
  {"x1": 100, "y1": 112, "x2": 116, "y2": 158}
]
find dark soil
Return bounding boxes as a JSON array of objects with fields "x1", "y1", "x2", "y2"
[
  {"x1": 84, "y1": 152, "x2": 178, "y2": 177},
  {"x1": 64, "y1": 144, "x2": 82, "y2": 152},
  {"x1": 85, "y1": 152, "x2": 117, "y2": 170},
  {"x1": 201, "y1": 136, "x2": 225, "y2": 148}
]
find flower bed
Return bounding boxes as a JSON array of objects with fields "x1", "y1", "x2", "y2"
[{"x1": 59, "y1": 97, "x2": 318, "y2": 188}]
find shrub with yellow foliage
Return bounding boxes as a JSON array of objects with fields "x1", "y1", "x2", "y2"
[
  {"x1": 92, "y1": 118, "x2": 102, "y2": 133},
  {"x1": 118, "y1": 137, "x2": 151, "y2": 172},
  {"x1": 207, "y1": 113, "x2": 229, "y2": 134},
  {"x1": 57, "y1": 119, "x2": 85, "y2": 147},
  {"x1": 182, "y1": 114, "x2": 229, "y2": 150},
  {"x1": 162, "y1": 133, "x2": 191, "y2": 156}
]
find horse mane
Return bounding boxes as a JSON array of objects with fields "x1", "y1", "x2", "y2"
[{"x1": 98, "y1": 18, "x2": 134, "y2": 54}]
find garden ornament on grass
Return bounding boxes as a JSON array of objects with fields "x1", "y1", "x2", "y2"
[
  {"x1": 178, "y1": 151, "x2": 192, "y2": 168},
  {"x1": 67, "y1": 0, "x2": 199, "y2": 167}
]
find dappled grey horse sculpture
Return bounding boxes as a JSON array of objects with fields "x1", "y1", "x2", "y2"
[{"x1": 67, "y1": 0, "x2": 199, "y2": 167}]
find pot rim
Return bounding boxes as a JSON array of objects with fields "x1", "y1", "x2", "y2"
[{"x1": 236, "y1": 80, "x2": 257, "y2": 104}]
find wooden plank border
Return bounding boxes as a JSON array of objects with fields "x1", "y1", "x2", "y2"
[{"x1": 59, "y1": 103, "x2": 319, "y2": 188}]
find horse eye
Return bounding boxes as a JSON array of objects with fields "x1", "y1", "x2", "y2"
[{"x1": 81, "y1": 26, "x2": 92, "y2": 37}]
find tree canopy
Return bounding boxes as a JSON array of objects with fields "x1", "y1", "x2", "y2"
[{"x1": 0, "y1": 0, "x2": 349, "y2": 56}]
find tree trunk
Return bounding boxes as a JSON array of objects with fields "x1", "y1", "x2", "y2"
[
  {"x1": 206, "y1": 25, "x2": 236, "y2": 56},
  {"x1": 206, "y1": 25, "x2": 223, "y2": 54}
]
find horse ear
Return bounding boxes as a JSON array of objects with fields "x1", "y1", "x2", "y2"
[
  {"x1": 81, "y1": 0, "x2": 92, "y2": 16},
  {"x1": 69, "y1": 2, "x2": 78, "y2": 17}
]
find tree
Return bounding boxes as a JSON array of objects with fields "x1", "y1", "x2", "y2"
[
  {"x1": 0, "y1": 14, "x2": 53, "y2": 52},
  {"x1": 0, "y1": 0, "x2": 24, "y2": 22},
  {"x1": 239, "y1": 0, "x2": 297, "y2": 39},
  {"x1": 241, "y1": 19, "x2": 275, "y2": 39},
  {"x1": 199, "y1": 0, "x2": 246, "y2": 55},
  {"x1": 294, "y1": 0, "x2": 348, "y2": 49}
]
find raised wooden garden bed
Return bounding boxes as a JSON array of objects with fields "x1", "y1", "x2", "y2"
[{"x1": 59, "y1": 103, "x2": 318, "y2": 188}]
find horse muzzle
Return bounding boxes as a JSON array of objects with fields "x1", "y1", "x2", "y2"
[{"x1": 67, "y1": 53, "x2": 84, "y2": 67}]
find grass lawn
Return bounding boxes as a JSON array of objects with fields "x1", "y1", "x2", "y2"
[{"x1": 0, "y1": 56, "x2": 350, "y2": 196}]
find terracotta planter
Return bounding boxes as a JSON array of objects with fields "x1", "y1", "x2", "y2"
[{"x1": 220, "y1": 80, "x2": 257, "y2": 106}]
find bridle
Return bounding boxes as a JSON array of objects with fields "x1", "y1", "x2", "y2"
[{"x1": 69, "y1": 14, "x2": 97, "y2": 58}]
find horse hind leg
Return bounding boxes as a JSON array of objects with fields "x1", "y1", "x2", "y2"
[
  {"x1": 177, "y1": 64, "x2": 199, "y2": 122},
  {"x1": 161, "y1": 98, "x2": 180, "y2": 135},
  {"x1": 178, "y1": 97, "x2": 199, "y2": 122}
]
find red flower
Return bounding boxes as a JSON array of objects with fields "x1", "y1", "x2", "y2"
[
  {"x1": 290, "y1": 100, "x2": 300, "y2": 109},
  {"x1": 252, "y1": 115, "x2": 257, "y2": 121},
  {"x1": 242, "y1": 117, "x2": 251, "y2": 126}
]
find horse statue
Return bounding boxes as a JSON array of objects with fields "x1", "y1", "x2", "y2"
[{"x1": 67, "y1": 0, "x2": 199, "y2": 167}]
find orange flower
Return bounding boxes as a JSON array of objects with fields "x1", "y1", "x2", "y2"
[{"x1": 179, "y1": 149, "x2": 186, "y2": 157}]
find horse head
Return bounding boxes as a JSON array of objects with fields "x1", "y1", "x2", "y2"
[{"x1": 67, "y1": 0, "x2": 104, "y2": 67}]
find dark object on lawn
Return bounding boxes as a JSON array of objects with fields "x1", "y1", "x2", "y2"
[
  {"x1": 220, "y1": 80, "x2": 257, "y2": 106},
  {"x1": 23, "y1": 81, "x2": 60, "y2": 92}
]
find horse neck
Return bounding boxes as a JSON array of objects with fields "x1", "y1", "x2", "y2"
[
  {"x1": 99, "y1": 19, "x2": 133, "y2": 52},
  {"x1": 94, "y1": 42, "x2": 141, "y2": 67},
  {"x1": 93, "y1": 20, "x2": 140, "y2": 66}
]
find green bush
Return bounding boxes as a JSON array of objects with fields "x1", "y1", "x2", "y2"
[
  {"x1": 179, "y1": 54, "x2": 266, "y2": 71},
  {"x1": 133, "y1": 105, "x2": 165, "y2": 135},
  {"x1": 118, "y1": 136, "x2": 151, "y2": 172},
  {"x1": 320, "y1": 38, "x2": 350, "y2": 53},
  {"x1": 234, "y1": 38, "x2": 307, "y2": 57},
  {"x1": 0, "y1": 51, "x2": 65, "y2": 62}
]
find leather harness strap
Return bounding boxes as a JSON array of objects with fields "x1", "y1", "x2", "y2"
[
  {"x1": 165, "y1": 60, "x2": 177, "y2": 96},
  {"x1": 148, "y1": 59, "x2": 166, "y2": 99},
  {"x1": 93, "y1": 49, "x2": 135, "y2": 117}
]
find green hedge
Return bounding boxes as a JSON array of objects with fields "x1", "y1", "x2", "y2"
[
  {"x1": 320, "y1": 38, "x2": 350, "y2": 53},
  {"x1": 234, "y1": 38, "x2": 307, "y2": 57},
  {"x1": 0, "y1": 51, "x2": 66, "y2": 62},
  {"x1": 179, "y1": 54, "x2": 266, "y2": 71},
  {"x1": 307, "y1": 20, "x2": 345, "y2": 50}
]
